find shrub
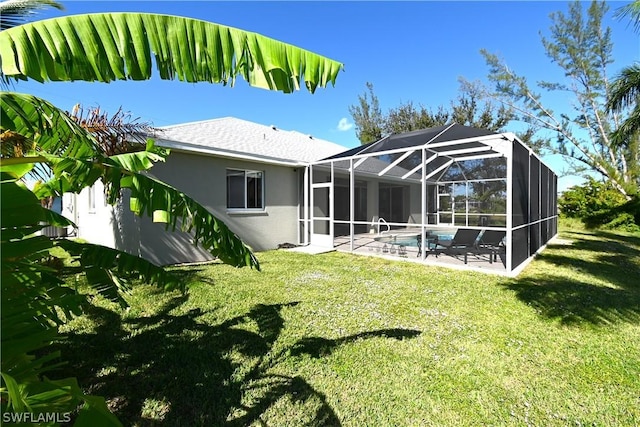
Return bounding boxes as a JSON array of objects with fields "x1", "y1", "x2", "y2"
[{"x1": 559, "y1": 179, "x2": 639, "y2": 231}]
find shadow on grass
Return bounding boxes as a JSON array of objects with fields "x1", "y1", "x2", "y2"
[
  {"x1": 168, "y1": 266, "x2": 218, "y2": 287},
  {"x1": 55, "y1": 297, "x2": 421, "y2": 426},
  {"x1": 291, "y1": 329, "x2": 421, "y2": 358},
  {"x1": 505, "y1": 274, "x2": 639, "y2": 325},
  {"x1": 505, "y1": 230, "x2": 640, "y2": 326},
  {"x1": 573, "y1": 229, "x2": 640, "y2": 249}
]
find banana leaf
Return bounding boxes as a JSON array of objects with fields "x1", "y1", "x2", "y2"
[{"x1": 0, "y1": 12, "x2": 343, "y2": 93}]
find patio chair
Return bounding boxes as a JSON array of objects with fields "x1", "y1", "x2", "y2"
[
  {"x1": 432, "y1": 228, "x2": 481, "y2": 264},
  {"x1": 476, "y1": 230, "x2": 506, "y2": 264},
  {"x1": 416, "y1": 232, "x2": 438, "y2": 257}
]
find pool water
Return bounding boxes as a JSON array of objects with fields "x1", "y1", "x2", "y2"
[{"x1": 374, "y1": 232, "x2": 453, "y2": 247}]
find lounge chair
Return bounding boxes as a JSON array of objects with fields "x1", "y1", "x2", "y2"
[
  {"x1": 432, "y1": 228, "x2": 481, "y2": 264},
  {"x1": 476, "y1": 230, "x2": 506, "y2": 263}
]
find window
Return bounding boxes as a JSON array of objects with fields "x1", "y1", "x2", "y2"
[
  {"x1": 88, "y1": 184, "x2": 96, "y2": 212},
  {"x1": 227, "y1": 169, "x2": 264, "y2": 210}
]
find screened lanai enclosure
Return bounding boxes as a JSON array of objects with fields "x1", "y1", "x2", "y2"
[{"x1": 298, "y1": 124, "x2": 558, "y2": 276}]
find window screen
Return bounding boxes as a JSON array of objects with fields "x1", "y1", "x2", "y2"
[
  {"x1": 512, "y1": 227, "x2": 529, "y2": 269},
  {"x1": 512, "y1": 141, "x2": 530, "y2": 227}
]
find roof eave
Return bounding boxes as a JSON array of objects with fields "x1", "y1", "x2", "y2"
[{"x1": 156, "y1": 139, "x2": 309, "y2": 167}]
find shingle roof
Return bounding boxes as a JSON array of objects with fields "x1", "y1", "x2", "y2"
[{"x1": 153, "y1": 117, "x2": 346, "y2": 164}]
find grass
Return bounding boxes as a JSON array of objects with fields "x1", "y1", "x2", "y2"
[{"x1": 57, "y1": 222, "x2": 640, "y2": 426}]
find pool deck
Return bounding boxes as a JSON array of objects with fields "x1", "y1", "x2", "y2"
[{"x1": 332, "y1": 232, "x2": 508, "y2": 275}]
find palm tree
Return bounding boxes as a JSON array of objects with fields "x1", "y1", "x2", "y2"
[
  {"x1": 607, "y1": 64, "x2": 640, "y2": 148},
  {"x1": 67, "y1": 104, "x2": 156, "y2": 155},
  {"x1": 613, "y1": 0, "x2": 640, "y2": 32},
  {"x1": 0, "y1": 4, "x2": 343, "y2": 423},
  {"x1": 607, "y1": 0, "x2": 640, "y2": 149}
]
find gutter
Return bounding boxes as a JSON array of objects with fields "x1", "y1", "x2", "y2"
[{"x1": 155, "y1": 139, "x2": 311, "y2": 168}]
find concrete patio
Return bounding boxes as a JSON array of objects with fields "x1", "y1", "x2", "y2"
[{"x1": 331, "y1": 232, "x2": 508, "y2": 275}]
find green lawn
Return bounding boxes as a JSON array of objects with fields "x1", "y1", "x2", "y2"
[{"x1": 58, "y1": 223, "x2": 640, "y2": 426}]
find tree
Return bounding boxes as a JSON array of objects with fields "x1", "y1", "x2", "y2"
[
  {"x1": 477, "y1": 0, "x2": 639, "y2": 200},
  {"x1": 348, "y1": 82, "x2": 385, "y2": 143},
  {"x1": 0, "y1": 6, "x2": 343, "y2": 424},
  {"x1": 67, "y1": 104, "x2": 155, "y2": 156},
  {"x1": 606, "y1": 0, "x2": 640, "y2": 148},
  {"x1": 349, "y1": 81, "x2": 513, "y2": 145}
]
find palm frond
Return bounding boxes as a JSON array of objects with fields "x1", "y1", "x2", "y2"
[
  {"x1": 614, "y1": 0, "x2": 640, "y2": 33},
  {"x1": 0, "y1": 0, "x2": 63, "y2": 30},
  {"x1": 607, "y1": 63, "x2": 640, "y2": 149},
  {"x1": 1, "y1": 91, "x2": 101, "y2": 183},
  {"x1": 0, "y1": 13, "x2": 344, "y2": 93},
  {"x1": 1, "y1": 91, "x2": 100, "y2": 159},
  {"x1": 69, "y1": 104, "x2": 156, "y2": 155},
  {"x1": 606, "y1": 63, "x2": 640, "y2": 113},
  {"x1": 610, "y1": 104, "x2": 640, "y2": 149}
]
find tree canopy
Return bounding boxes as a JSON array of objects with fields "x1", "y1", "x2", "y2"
[
  {"x1": 476, "y1": 0, "x2": 638, "y2": 199},
  {"x1": 349, "y1": 81, "x2": 513, "y2": 145}
]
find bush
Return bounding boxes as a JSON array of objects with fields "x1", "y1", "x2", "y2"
[
  {"x1": 559, "y1": 179, "x2": 639, "y2": 232},
  {"x1": 601, "y1": 195, "x2": 639, "y2": 232}
]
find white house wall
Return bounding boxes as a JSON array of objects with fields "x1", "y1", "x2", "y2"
[{"x1": 62, "y1": 180, "x2": 118, "y2": 248}]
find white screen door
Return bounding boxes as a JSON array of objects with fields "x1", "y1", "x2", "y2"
[
  {"x1": 437, "y1": 184, "x2": 453, "y2": 225},
  {"x1": 310, "y1": 183, "x2": 333, "y2": 247}
]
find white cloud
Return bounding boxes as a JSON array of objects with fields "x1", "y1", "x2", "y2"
[{"x1": 336, "y1": 117, "x2": 353, "y2": 132}]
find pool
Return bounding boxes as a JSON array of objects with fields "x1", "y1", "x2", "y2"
[
  {"x1": 374, "y1": 231, "x2": 454, "y2": 247},
  {"x1": 374, "y1": 234, "x2": 420, "y2": 247}
]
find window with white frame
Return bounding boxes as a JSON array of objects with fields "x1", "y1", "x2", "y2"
[
  {"x1": 88, "y1": 184, "x2": 96, "y2": 212},
  {"x1": 227, "y1": 169, "x2": 264, "y2": 210}
]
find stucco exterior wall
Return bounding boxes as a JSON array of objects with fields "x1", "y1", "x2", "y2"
[
  {"x1": 62, "y1": 181, "x2": 118, "y2": 248},
  {"x1": 64, "y1": 151, "x2": 301, "y2": 266},
  {"x1": 129, "y1": 150, "x2": 301, "y2": 265}
]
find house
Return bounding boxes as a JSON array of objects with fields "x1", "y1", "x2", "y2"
[
  {"x1": 66, "y1": 119, "x2": 558, "y2": 276},
  {"x1": 63, "y1": 117, "x2": 346, "y2": 265}
]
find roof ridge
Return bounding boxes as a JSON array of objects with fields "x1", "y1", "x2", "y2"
[
  {"x1": 152, "y1": 116, "x2": 346, "y2": 163},
  {"x1": 160, "y1": 117, "x2": 310, "y2": 136},
  {"x1": 158, "y1": 116, "x2": 236, "y2": 129}
]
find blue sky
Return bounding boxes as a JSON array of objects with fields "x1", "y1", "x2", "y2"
[{"x1": 15, "y1": 1, "x2": 639, "y2": 191}]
